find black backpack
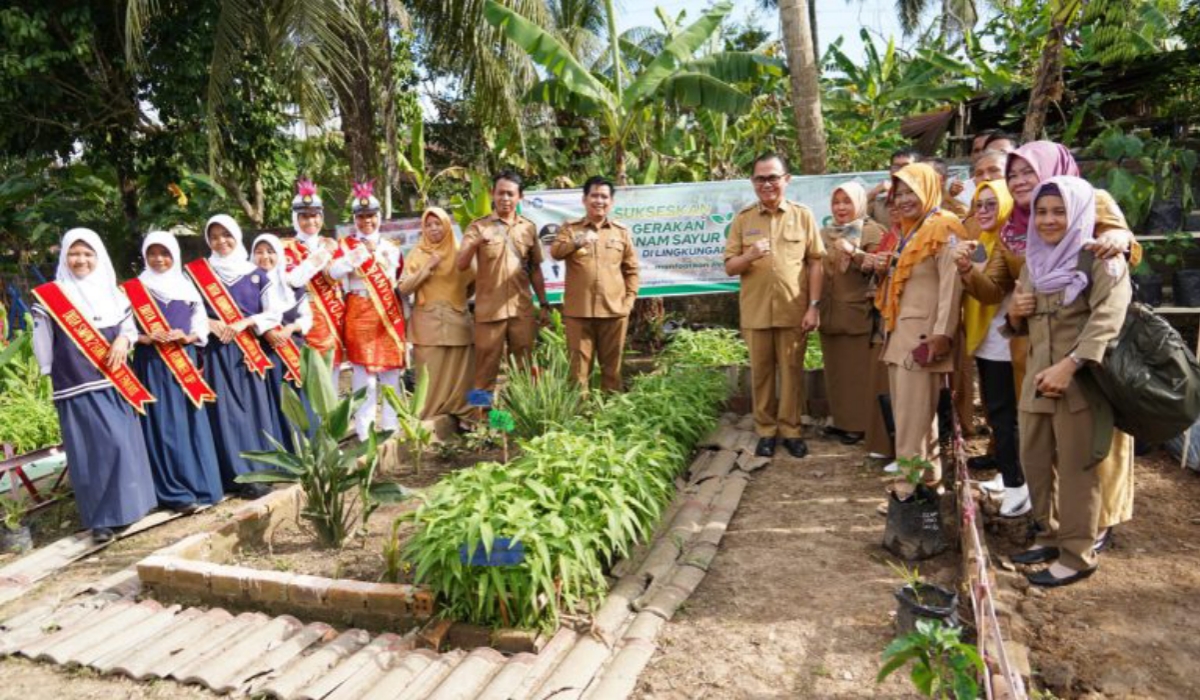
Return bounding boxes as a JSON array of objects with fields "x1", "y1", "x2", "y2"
[{"x1": 1079, "y1": 252, "x2": 1200, "y2": 443}]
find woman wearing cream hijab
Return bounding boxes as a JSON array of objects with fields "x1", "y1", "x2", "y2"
[
  {"x1": 398, "y1": 208, "x2": 476, "y2": 423},
  {"x1": 818, "y1": 182, "x2": 887, "y2": 445}
]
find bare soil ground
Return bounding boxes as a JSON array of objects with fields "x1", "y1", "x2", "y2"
[{"x1": 636, "y1": 432, "x2": 957, "y2": 699}]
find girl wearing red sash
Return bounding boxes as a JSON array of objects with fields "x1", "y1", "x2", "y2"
[
  {"x1": 253, "y1": 233, "x2": 318, "y2": 449},
  {"x1": 195, "y1": 215, "x2": 286, "y2": 497},
  {"x1": 32, "y1": 229, "x2": 158, "y2": 542},
  {"x1": 329, "y1": 182, "x2": 406, "y2": 440},
  {"x1": 129, "y1": 231, "x2": 223, "y2": 511}
]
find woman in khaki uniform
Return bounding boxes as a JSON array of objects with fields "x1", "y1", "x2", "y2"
[
  {"x1": 957, "y1": 141, "x2": 1139, "y2": 546},
  {"x1": 876, "y1": 163, "x2": 966, "y2": 485},
  {"x1": 398, "y1": 208, "x2": 476, "y2": 422},
  {"x1": 1004, "y1": 177, "x2": 1131, "y2": 587},
  {"x1": 819, "y1": 182, "x2": 886, "y2": 444}
]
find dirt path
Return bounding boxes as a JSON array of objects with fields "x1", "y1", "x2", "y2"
[
  {"x1": 636, "y1": 433, "x2": 954, "y2": 699},
  {"x1": 997, "y1": 452, "x2": 1200, "y2": 699}
]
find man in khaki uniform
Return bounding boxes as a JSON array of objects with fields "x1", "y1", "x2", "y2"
[
  {"x1": 550, "y1": 176, "x2": 640, "y2": 392},
  {"x1": 456, "y1": 170, "x2": 550, "y2": 391},
  {"x1": 724, "y1": 153, "x2": 825, "y2": 459}
]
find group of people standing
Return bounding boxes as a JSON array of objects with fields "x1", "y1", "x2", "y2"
[
  {"x1": 31, "y1": 171, "x2": 640, "y2": 543},
  {"x1": 726, "y1": 136, "x2": 1135, "y2": 588}
]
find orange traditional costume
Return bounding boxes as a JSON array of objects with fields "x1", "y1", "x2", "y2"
[
  {"x1": 329, "y1": 181, "x2": 407, "y2": 440},
  {"x1": 282, "y1": 180, "x2": 345, "y2": 370}
]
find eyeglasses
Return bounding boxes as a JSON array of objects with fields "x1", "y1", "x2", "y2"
[
  {"x1": 976, "y1": 200, "x2": 999, "y2": 212},
  {"x1": 752, "y1": 174, "x2": 784, "y2": 185}
]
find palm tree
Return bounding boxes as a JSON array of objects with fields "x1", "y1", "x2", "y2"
[
  {"x1": 894, "y1": 0, "x2": 979, "y2": 39},
  {"x1": 779, "y1": 0, "x2": 827, "y2": 173},
  {"x1": 756, "y1": 0, "x2": 819, "y2": 66}
]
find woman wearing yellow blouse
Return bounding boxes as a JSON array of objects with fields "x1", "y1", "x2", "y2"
[{"x1": 398, "y1": 208, "x2": 476, "y2": 423}]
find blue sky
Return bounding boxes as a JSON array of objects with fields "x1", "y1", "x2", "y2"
[{"x1": 614, "y1": 0, "x2": 971, "y2": 62}]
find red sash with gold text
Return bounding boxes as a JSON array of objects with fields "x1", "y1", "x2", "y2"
[
  {"x1": 184, "y1": 260, "x2": 275, "y2": 378},
  {"x1": 336, "y1": 237, "x2": 405, "y2": 353},
  {"x1": 121, "y1": 279, "x2": 217, "y2": 408},
  {"x1": 283, "y1": 239, "x2": 345, "y2": 353},
  {"x1": 32, "y1": 282, "x2": 156, "y2": 414}
]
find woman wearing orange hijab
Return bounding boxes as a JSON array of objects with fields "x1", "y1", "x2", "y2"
[
  {"x1": 876, "y1": 163, "x2": 966, "y2": 485},
  {"x1": 398, "y1": 208, "x2": 476, "y2": 423}
]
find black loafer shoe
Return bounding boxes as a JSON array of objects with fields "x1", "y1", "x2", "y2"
[
  {"x1": 822, "y1": 426, "x2": 848, "y2": 438},
  {"x1": 1011, "y1": 546, "x2": 1059, "y2": 565},
  {"x1": 1027, "y1": 566, "x2": 1096, "y2": 588},
  {"x1": 782, "y1": 438, "x2": 809, "y2": 459},
  {"x1": 173, "y1": 503, "x2": 201, "y2": 515},
  {"x1": 240, "y1": 483, "x2": 272, "y2": 500},
  {"x1": 840, "y1": 431, "x2": 864, "y2": 445},
  {"x1": 754, "y1": 437, "x2": 777, "y2": 458},
  {"x1": 967, "y1": 455, "x2": 998, "y2": 471},
  {"x1": 92, "y1": 528, "x2": 115, "y2": 544}
]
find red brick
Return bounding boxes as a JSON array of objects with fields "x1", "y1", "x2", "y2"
[
  {"x1": 209, "y1": 565, "x2": 254, "y2": 599},
  {"x1": 170, "y1": 559, "x2": 214, "y2": 593},
  {"x1": 412, "y1": 589, "x2": 435, "y2": 618},
  {"x1": 245, "y1": 569, "x2": 294, "y2": 603},
  {"x1": 158, "y1": 533, "x2": 210, "y2": 558},
  {"x1": 325, "y1": 580, "x2": 376, "y2": 611},
  {"x1": 416, "y1": 619, "x2": 453, "y2": 650},
  {"x1": 365, "y1": 584, "x2": 412, "y2": 615},
  {"x1": 287, "y1": 574, "x2": 332, "y2": 607},
  {"x1": 136, "y1": 556, "x2": 174, "y2": 586}
]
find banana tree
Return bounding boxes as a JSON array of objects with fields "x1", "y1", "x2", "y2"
[
  {"x1": 395, "y1": 119, "x2": 468, "y2": 209},
  {"x1": 483, "y1": 0, "x2": 783, "y2": 184}
]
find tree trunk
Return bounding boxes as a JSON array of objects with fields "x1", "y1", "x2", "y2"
[
  {"x1": 334, "y1": 4, "x2": 379, "y2": 182},
  {"x1": 1022, "y1": 21, "x2": 1065, "y2": 143},
  {"x1": 379, "y1": 0, "x2": 398, "y2": 219},
  {"x1": 808, "y1": 0, "x2": 820, "y2": 67},
  {"x1": 614, "y1": 142, "x2": 628, "y2": 187},
  {"x1": 779, "y1": 0, "x2": 827, "y2": 174}
]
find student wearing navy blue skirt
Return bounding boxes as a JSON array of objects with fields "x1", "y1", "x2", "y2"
[
  {"x1": 32, "y1": 229, "x2": 158, "y2": 542},
  {"x1": 253, "y1": 233, "x2": 319, "y2": 449},
  {"x1": 126, "y1": 231, "x2": 224, "y2": 512},
  {"x1": 187, "y1": 215, "x2": 286, "y2": 498}
]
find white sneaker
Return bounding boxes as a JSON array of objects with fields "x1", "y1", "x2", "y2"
[
  {"x1": 883, "y1": 461, "x2": 900, "y2": 474},
  {"x1": 868, "y1": 452, "x2": 889, "y2": 459},
  {"x1": 999, "y1": 484, "x2": 1031, "y2": 518},
  {"x1": 979, "y1": 474, "x2": 1005, "y2": 494}
]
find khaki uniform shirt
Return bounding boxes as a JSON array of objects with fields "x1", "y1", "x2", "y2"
[
  {"x1": 550, "y1": 217, "x2": 640, "y2": 318},
  {"x1": 1006, "y1": 257, "x2": 1132, "y2": 415},
  {"x1": 461, "y1": 213, "x2": 543, "y2": 322},
  {"x1": 819, "y1": 220, "x2": 884, "y2": 336},
  {"x1": 724, "y1": 200, "x2": 825, "y2": 330}
]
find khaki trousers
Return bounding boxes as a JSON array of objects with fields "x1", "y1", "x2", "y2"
[
  {"x1": 745, "y1": 327, "x2": 806, "y2": 439},
  {"x1": 1021, "y1": 402, "x2": 1102, "y2": 572},
  {"x1": 888, "y1": 365, "x2": 943, "y2": 483},
  {"x1": 473, "y1": 315, "x2": 535, "y2": 391},
  {"x1": 564, "y1": 316, "x2": 628, "y2": 392}
]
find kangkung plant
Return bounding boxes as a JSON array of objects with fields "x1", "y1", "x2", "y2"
[
  {"x1": 398, "y1": 366, "x2": 727, "y2": 629},
  {"x1": 382, "y1": 366, "x2": 432, "y2": 476},
  {"x1": 499, "y1": 330, "x2": 585, "y2": 441},
  {"x1": 660, "y1": 328, "x2": 748, "y2": 369},
  {"x1": 0, "y1": 317, "x2": 60, "y2": 453},
  {"x1": 877, "y1": 619, "x2": 984, "y2": 699},
  {"x1": 240, "y1": 347, "x2": 409, "y2": 548}
]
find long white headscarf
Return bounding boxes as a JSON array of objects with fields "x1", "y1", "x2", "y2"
[
  {"x1": 139, "y1": 230, "x2": 201, "y2": 303},
  {"x1": 204, "y1": 214, "x2": 257, "y2": 280},
  {"x1": 55, "y1": 228, "x2": 129, "y2": 327},
  {"x1": 251, "y1": 233, "x2": 297, "y2": 312}
]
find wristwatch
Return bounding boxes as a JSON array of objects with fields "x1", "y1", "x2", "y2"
[
  {"x1": 1068, "y1": 352, "x2": 1084, "y2": 367},
  {"x1": 809, "y1": 299, "x2": 821, "y2": 308}
]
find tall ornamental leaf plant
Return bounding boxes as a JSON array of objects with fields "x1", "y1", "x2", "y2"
[{"x1": 239, "y1": 347, "x2": 409, "y2": 548}]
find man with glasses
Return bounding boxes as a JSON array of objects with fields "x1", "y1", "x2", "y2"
[{"x1": 724, "y1": 153, "x2": 825, "y2": 459}]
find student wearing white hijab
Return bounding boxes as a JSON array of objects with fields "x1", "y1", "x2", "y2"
[
  {"x1": 253, "y1": 232, "x2": 318, "y2": 448},
  {"x1": 32, "y1": 229, "x2": 158, "y2": 542},
  {"x1": 127, "y1": 231, "x2": 223, "y2": 511},
  {"x1": 193, "y1": 215, "x2": 286, "y2": 498}
]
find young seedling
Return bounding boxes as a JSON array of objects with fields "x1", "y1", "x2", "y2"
[{"x1": 877, "y1": 619, "x2": 984, "y2": 699}]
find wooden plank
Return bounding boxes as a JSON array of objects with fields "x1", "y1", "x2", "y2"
[
  {"x1": 295, "y1": 633, "x2": 401, "y2": 700},
  {"x1": 112, "y1": 608, "x2": 233, "y2": 680},
  {"x1": 357, "y1": 650, "x2": 439, "y2": 700},
  {"x1": 424, "y1": 647, "x2": 506, "y2": 700},
  {"x1": 256, "y1": 629, "x2": 370, "y2": 700},
  {"x1": 0, "y1": 510, "x2": 182, "y2": 606},
  {"x1": 234, "y1": 622, "x2": 335, "y2": 697},
  {"x1": 182, "y1": 615, "x2": 305, "y2": 693}
]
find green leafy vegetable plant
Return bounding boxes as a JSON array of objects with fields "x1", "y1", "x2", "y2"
[
  {"x1": 382, "y1": 366, "x2": 433, "y2": 476},
  {"x1": 877, "y1": 619, "x2": 984, "y2": 699},
  {"x1": 397, "y1": 365, "x2": 728, "y2": 629},
  {"x1": 239, "y1": 347, "x2": 409, "y2": 548},
  {"x1": 0, "y1": 318, "x2": 60, "y2": 453},
  {"x1": 660, "y1": 328, "x2": 749, "y2": 368}
]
